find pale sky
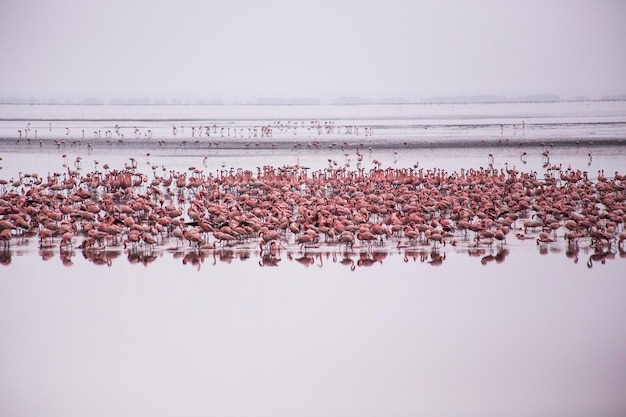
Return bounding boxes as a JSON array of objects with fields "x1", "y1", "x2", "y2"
[{"x1": 1, "y1": 0, "x2": 625, "y2": 102}]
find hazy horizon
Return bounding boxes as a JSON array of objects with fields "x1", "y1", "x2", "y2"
[
  {"x1": 1, "y1": 0, "x2": 626, "y2": 103},
  {"x1": 1, "y1": 92, "x2": 612, "y2": 105}
]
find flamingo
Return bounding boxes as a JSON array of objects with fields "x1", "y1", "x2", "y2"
[
  {"x1": 59, "y1": 231, "x2": 74, "y2": 250},
  {"x1": 0, "y1": 228, "x2": 12, "y2": 249},
  {"x1": 338, "y1": 231, "x2": 355, "y2": 252}
]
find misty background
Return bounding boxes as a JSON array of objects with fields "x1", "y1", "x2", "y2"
[{"x1": 1, "y1": 0, "x2": 625, "y2": 104}]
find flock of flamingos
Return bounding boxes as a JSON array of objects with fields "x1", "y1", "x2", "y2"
[{"x1": 1, "y1": 137, "x2": 626, "y2": 269}]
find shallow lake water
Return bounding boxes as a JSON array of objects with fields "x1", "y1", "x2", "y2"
[{"x1": 1, "y1": 101, "x2": 626, "y2": 417}]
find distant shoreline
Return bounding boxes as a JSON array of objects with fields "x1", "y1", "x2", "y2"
[{"x1": 2, "y1": 94, "x2": 625, "y2": 106}]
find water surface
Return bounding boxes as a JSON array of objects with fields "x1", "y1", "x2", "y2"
[{"x1": 1, "y1": 101, "x2": 625, "y2": 417}]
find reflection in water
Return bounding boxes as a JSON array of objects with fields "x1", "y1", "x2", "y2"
[
  {"x1": 259, "y1": 253, "x2": 281, "y2": 267},
  {"x1": 259, "y1": 243, "x2": 282, "y2": 267},
  {"x1": 480, "y1": 248, "x2": 510, "y2": 265},
  {"x1": 356, "y1": 253, "x2": 377, "y2": 267},
  {"x1": 586, "y1": 243, "x2": 617, "y2": 269},
  {"x1": 81, "y1": 247, "x2": 122, "y2": 267},
  {"x1": 39, "y1": 246, "x2": 55, "y2": 261},
  {"x1": 335, "y1": 252, "x2": 356, "y2": 271},
  {"x1": 428, "y1": 250, "x2": 446, "y2": 266},
  {"x1": 565, "y1": 243, "x2": 580, "y2": 264},
  {"x1": 288, "y1": 252, "x2": 317, "y2": 267},
  {"x1": 399, "y1": 247, "x2": 445, "y2": 266},
  {"x1": 0, "y1": 248, "x2": 11, "y2": 265},
  {"x1": 127, "y1": 248, "x2": 158, "y2": 266},
  {"x1": 1, "y1": 237, "x2": 625, "y2": 269},
  {"x1": 181, "y1": 250, "x2": 207, "y2": 270},
  {"x1": 59, "y1": 248, "x2": 74, "y2": 267},
  {"x1": 215, "y1": 249, "x2": 235, "y2": 265}
]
